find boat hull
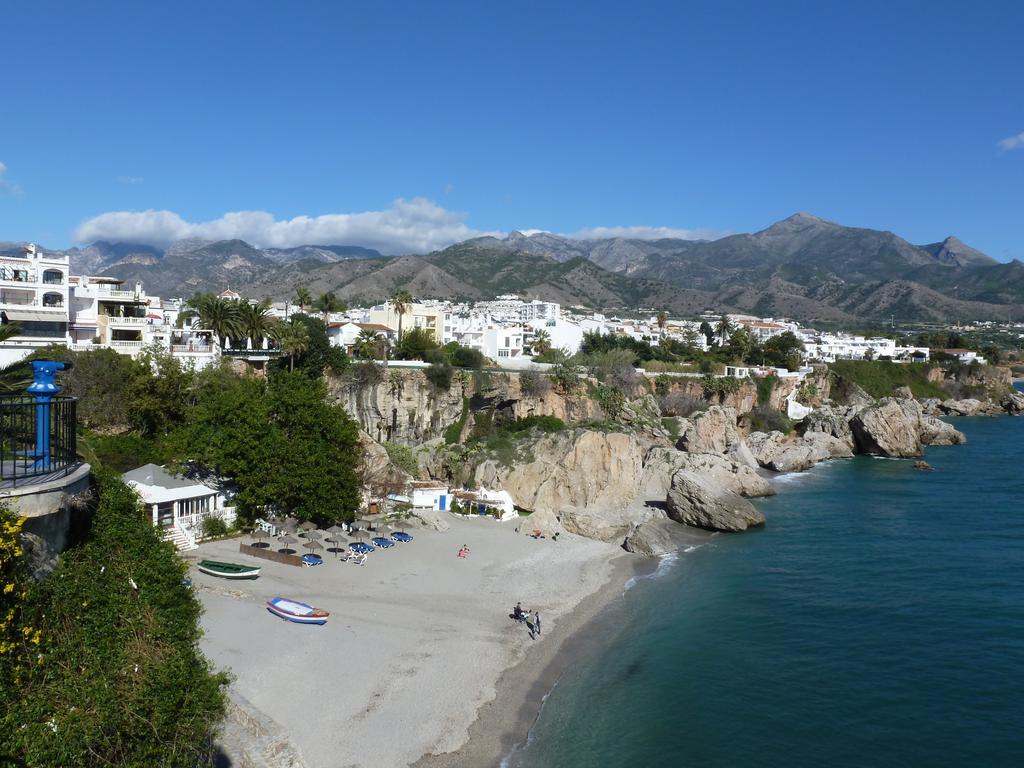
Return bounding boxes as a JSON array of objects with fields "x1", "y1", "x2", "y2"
[
  {"x1": 266, "y1": 597, "x2": 329, "y2": 625},
  {"x1": 197, "y1": 560, "x2": 261, "y2": 580}
]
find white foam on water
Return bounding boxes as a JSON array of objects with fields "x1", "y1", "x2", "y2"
[{"x1": 500, "y1": 675, "x2": 562, "y2": 768}]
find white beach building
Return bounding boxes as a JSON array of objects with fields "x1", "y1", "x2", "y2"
[{"x1": 123, "y1": 463, "x2": 236, "y2": 551}]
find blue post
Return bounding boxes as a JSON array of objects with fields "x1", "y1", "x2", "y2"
[{"x1": 26, "y1": 361, "x2": 64, "y2": 471}]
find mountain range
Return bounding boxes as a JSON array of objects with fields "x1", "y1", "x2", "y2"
[{"x1": 8, "y1": 213, "x2": 1024, "y2": 322}]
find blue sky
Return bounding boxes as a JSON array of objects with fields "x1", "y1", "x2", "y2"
[{"x1": 1, "y1": 0, "x2": 1022, "y2": 257}]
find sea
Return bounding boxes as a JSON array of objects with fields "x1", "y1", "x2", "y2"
[{"x1": 507, "y1": 411, "x2": 1024, "y2": 768}]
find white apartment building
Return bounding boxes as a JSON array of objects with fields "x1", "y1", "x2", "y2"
[
  {"x1": 525, "y1": 317, "x2": 584, "y2": 355},
  {"x1": 0, "y1": 244, "x2": 72, "y2": 366},
  {"x1": 802, "y1": 334, "x2": 930, "y2": 363},
  {"x1": 0, "y1": 245, "x2": 219, "y2": 370},
  {"x1": 444, "y1": 313, "x2": 524, "y2": 363},
  {"x1": 473, "y1": 294, "x2": 561, "y2": 324}
]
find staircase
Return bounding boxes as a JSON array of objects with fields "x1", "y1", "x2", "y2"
[{"x1": 163, "y1": 525, "x2": 198, "y2": 552}]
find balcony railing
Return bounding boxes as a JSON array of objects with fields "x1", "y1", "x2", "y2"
[
  {"x1": 171, "y1": 344, "x2": 215, "y2": 354},
  {"x1": 104, "y1": 316, "x2": 148, "y2": 325},
  {"x1": 0, "y1": 395, "x2": 78, "y2": 488}
]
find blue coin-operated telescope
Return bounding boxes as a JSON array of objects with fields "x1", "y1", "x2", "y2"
[{"x1": 27, "y1": 361, "x2": 65, "y2": 471}]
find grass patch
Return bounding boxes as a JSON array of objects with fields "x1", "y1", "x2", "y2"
[{"x1": 829, "y1": 360, "x2": 946, "y2": 400}]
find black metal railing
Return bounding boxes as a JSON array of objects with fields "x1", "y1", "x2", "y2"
[{"x1": 0, "y1": 395, "x2": 78, "y2": 487}]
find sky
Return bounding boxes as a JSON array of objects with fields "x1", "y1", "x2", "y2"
[{"x1": 1, "y1": 0, "x2": 1022, "y2": 258}]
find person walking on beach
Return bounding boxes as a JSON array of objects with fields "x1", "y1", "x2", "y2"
[{"x1": 533, "y1": 611, "x2": 541, "y2": 637}]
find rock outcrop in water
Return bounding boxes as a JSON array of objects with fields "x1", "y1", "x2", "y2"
[
  {"x1": 665, "y1": 469, "x2": 766, "y2": 532},
  {"x1": 623, "y1": 517, "x2": 679, "y2": 556}
]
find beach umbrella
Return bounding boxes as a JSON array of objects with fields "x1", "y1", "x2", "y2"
[
  {"x1": 324, "y1": 525, "x2": 347, "y2": 556},
  {"x1": 299, "y1": 520, "x2": 319, "y2": 533},
  {"x1": 300, "y1": 529, "x2": 322, "y2": 541},
  {"x1": 278, "y1": 535, "x2": 298, "y2": 554},
  {"x1": 250, "y1": 528, "x2": 270, "y2": 549},
  {"x1": 282, "y1": 516, "x2": 299, "y2": 528},
  {"x1": 324, "y1": 534, "x2": 348, "y2": 557},
  {"x1": 303, "y1": 539, "x2": 323, "y2": 553},
  {"x1": 278, "y1": 520, "x2": 299, "y2": 535}
]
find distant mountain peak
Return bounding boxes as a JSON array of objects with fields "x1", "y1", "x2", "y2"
[{"x1": 920, "y1": 235, "x2": 996, "y2": 268}]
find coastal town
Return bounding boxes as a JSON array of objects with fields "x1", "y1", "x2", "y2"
[{"x1": 4, "y1": 237, "x2": 1024, "y2": 766}]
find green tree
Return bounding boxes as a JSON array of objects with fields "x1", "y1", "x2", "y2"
[
  {"x1": 656, "y1": 311, "x2": 668, "y2": 338},
  {"x1": 715, "y1": 314, "x2": 733, "y2": 347},
  {"x1": 395, "y1": 326, "x2": 440, "y2": 360},
  {"x1": 355, "y1": 329, "x2": 385, "y2": 360},
  {"x1": 277, "y1": 320, "x2": 310, "y2": 373},
  {"x1": 239, "y1": 298, "x2": 277, "y2": 350},
  {"x1": 390, "y1": 288, "x2": 413, "y2": 340},
  {"x1": 276, "y1": 314, "x2": 348, "y2": 377},
  {"x1": 1, "y1": 475, "x2": 227, "y2": 766},
  {"x1": 185, "y1": 294, "x2": 244, "y2": 349},
  {"x1": 313, "y1": 291, "x2": 345, "y2": 321},
  {"x1": 129, "y1": 345, "x2": 193, "y2": 434},
  {"x1": 295, "y1": 286, "x2": 312, "y2": 312},
  {"x1": 699, "y1": 320, "x2": 715, "y2": 346},
  {"x1": 531, "y1": 329, "x2": 552, "y2": 356}
]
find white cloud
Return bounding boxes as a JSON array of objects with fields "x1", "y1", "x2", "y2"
[
  {"x1": 74, "y1": 196, "x2": 721, "y2": 253},
  {"x1": 570, "y1": 225, "x2": 722, "y2": 241},
  {"x1": 997, "y1": 132, "x2": 1024, "y2": 152},
  {"x1": 0, "y1": 161, "x2": 22, "y2": 195},
  {"x1": 74, "y1": 198, "x2": 501, "y2": 254},
  {"x1": 117, "y1": 175, "x2": 145, "y2": 184}
]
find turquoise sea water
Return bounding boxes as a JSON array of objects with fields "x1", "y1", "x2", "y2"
[{"x1": 510, "y1": 414, "x2": 1024, "y2": 768}]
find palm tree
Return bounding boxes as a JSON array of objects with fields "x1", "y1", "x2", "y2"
[
  {"x1": 390, "y1": 288, "x2": 413, "y2": 341},
  {"x1": 656, "y1": 311, "x2": 668, "y2": 339},
  {"x1": 295, "y1": 287, "x2": 312, "y2": 312},
  {"x1": 314, "y1": 292, "x2": 345, "y2": 322},
  {"x1": 355, "y1": 329, "x2": 384, "y2": 360},
  {"x1": 187, "y1": 294, "x2": 244, "y2": 349},
  {"x1": 277, "y1": 321, "x2": 310, "y2": 372},
  {"x1": 715, "y1": 314, "x2": 733, "y2": 347},
  {"x1": 240, "y1": 298, "x2": 276, "y2": 350},
  {"x1": 531, "y1": 329, "x2": 552, "y2": 356}
]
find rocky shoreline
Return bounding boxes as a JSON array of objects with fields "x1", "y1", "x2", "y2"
[{"x1": 345, "y1": 365, "x2": 1024, "y2": 559}]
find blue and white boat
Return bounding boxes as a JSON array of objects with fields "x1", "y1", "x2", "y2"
[{"x1": 266, "y1": 597, "x2": 329, "y2": 625}]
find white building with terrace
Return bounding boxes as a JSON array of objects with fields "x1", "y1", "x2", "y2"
[
  {"x1": 123, "y1": 463, "x2": 236, "y2": 551},
  {"x1": 0, "y1": 244, "x2": 72, "y2": 366}
]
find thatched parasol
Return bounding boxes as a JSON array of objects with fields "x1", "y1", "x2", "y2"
[
  {"x1": 303, "y1": 539, "x2": 323, "y2": 553},
  {"x1": 324, "y1": 525, "x2": 347, "y2": 556},
  {"x1": 300, "y1": 529, "x2": 322, "y2": 541},
  {"x1": 250, "y1": 527, "x2": 270, "y2": 549},
  {"x1": 299, "y1": 520, "x2": 319, "y2": 533},
  {"x1": 278, "y1": 534, "x2": 298, "y2": 554}
]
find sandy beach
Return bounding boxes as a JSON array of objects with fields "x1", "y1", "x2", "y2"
[{"x1": 191, "y1": 516, "x2": 629, "y2": 768}]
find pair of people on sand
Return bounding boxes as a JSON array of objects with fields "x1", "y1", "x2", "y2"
[{"x1": 513, "y1": 602, "x2": 541, "y2": 638}]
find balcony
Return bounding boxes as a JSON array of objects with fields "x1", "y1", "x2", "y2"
[
  {"x1": 0, "y1": 394, "x2": 78, "y2": 489},
  {"x1": 104, "y1": 316, "x2": 148, "y2": 326},
  {"x1": 171, "y1": 344, "x2": 216, "y2": 355}
]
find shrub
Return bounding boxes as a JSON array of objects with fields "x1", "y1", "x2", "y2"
[
  {"x1": 550, "y1": 362, "x2": 581, "y2": 394},
  {"x1": 425, "y1": 362, "x2": 454, "y2": 391},
  {"x1": 504, "y1": 415, "x2": 566, "y2": 434},
  {"x1": 748, "y1": 404, "x2": 794, "y2": 434},
  {"x1": 702, "y1": 374, "x2": 741, "y2": 397},
  {"x1": 658, "y1": 391, "x2": 708, "y2": 417},
  {"x1": 444, "y1": 398, "x2": 470, "y2": 445},
  {"x1": 350, "y1": 361, "x2": 385, "y2": 387},
  {"x1": 384, "y1": 442, "x2": 419, "y2": 475},
  {"x1": 594, "y1": 383, "x2": 626, "y2": 420},
  {"x1": 829, "y1": 360, "x2": 944, "y2": 399},
  {"x1": 449, "y1": 345, "x2": 485, "y2": 368},
  {"x1": 201, "y1": 516, "x2": 229, "y2": 539},
  {"x1": 519, "y1": 369, "x2": 551, "y2": 397},
  {"x1": 754, "y1": 375, "x2": 777, "y2": 406}
]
